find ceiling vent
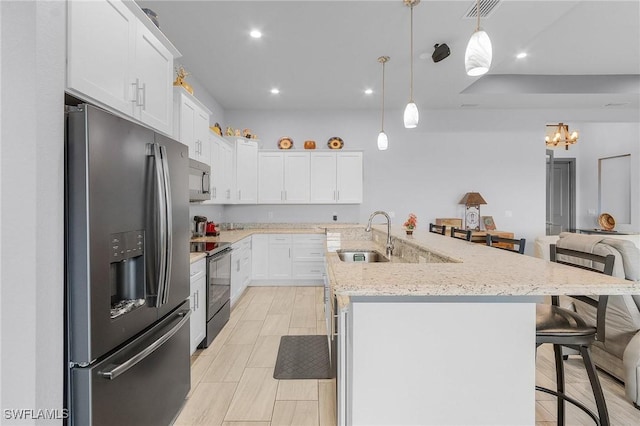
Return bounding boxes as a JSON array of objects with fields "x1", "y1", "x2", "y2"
[{"x1": 463, "y1": 0, "x2": 501, "y2": 19}]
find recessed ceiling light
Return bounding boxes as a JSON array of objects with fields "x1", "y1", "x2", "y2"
[
  {"x1": 250, "y1": 29, "x2": 262, "y2": 39},
  {"x1": 516, "y1": 52, "x2": 527, "y2": 59},
  {"x1": 364, "y1": 89, "x2": 373, "y2": 95},
  {"x1": 270, "y1": 88, "x2": 280, "y2": 95}
]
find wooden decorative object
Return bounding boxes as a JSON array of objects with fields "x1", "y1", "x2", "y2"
[{"x1": 435, "y1": 218, "x2": 462, "y2": 229}]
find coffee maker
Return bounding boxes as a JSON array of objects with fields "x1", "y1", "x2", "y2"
[{"x1": 193, "y1": 216, "x2": 207, "y2": 237}]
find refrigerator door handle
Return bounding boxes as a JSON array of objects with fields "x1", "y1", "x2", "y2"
[
  {"x1": 159, "y1": 145, "x2": 173, "y2": 305},
  {"x1": 97, "y1": 309, "x2": 191, "y2": 380},
  {"x1": 152, "y1": 143, "x2": 168, "y2": 306}
]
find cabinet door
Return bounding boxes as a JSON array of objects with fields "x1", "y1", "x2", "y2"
[
  {"x1": 336, "y1": 152, "x2": 363, "y2": 204},
  {"x1": 133, "y1": 22, "x2": 173, "y2": 135},
  {"x1": 284, "y1": 152, "x2": 310, "y2": 203},
  {"x1": 241, "y1": 240, "x2": 252, "y2": 290},
  {"x1": 310, "y1": 152, "x2": 337, "y2": 203},
  {"x1": 251, "y1": 235, "x2": 269, "y2": 280},
  {"x1": 235, "y1": 140, "x2": 258, "y2": 203},
  {"x1": 230, "y1": 246, "x2": 243, "y2": 306},
  {"x1": 258, "y1": 153, "x2": 284, "y2": 203},
  {"x1": 67, "y1": 0, "x2": 135, "y2": 115},
  {"x1": 194, "y1": 109, "x2": 210, "y2": 164},
  {"x1": 208, "y1": 136, "x2": 221, "y2": 202},
  {"x1": 268, "y1": 235, "x2": 292, "y2": 279},
  {"x1": 189, "y1": 259, "x2": 206, "y2": 354},
  {"x1": 178, "y1": 97, "x2": 197, "y2": 159},
  {"x1": 221, "y1": 143, "x2": 233, "y2": 202}
]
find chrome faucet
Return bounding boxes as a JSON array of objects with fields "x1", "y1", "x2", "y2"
[{"x1": 365, "y1": 211, "x2": 394, "y2": 257}]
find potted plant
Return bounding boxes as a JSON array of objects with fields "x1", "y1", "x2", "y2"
[{"x1": 404, "y1": 213, "x2": 418, "y2": 235}]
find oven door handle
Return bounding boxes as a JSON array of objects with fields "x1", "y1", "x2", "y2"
[{"x1": 97, "y1": 309, "x2": 191, "y2": 380}]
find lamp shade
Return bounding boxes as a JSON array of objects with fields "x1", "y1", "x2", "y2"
[
  {"x1": 403, "y1": 102, "x2": 419, "y2": 128},
  {"x1": 377, "y1": 131, "x2": 388, "y2": 150},
  {"x1": 459, "y1": 192, "x2": 487, "y2": 205},
  {"x1": 464, "y1": 30, "x2": 492, "y2": 76}
]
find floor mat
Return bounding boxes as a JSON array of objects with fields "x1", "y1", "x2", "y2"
[{"x1": 273, "y1": 335, "x2": 332, "y2": 380}]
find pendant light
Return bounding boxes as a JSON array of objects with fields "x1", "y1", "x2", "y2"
[
  {"x1": 377, "y1": 56, "x2": 390, "y2": 150},
  {"x1": 465, "y1": 0, "x2": 492, "y2": 76},
  {"x1": 403, "y1": 0, "x2": 420, "y2": 129}
]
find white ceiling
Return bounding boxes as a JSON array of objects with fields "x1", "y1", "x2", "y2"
[{"x1": 137, "y1": 0, "x2": 640, "y2": 111}]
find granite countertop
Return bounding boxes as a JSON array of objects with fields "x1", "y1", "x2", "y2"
[
  {"x1": 188, "y1": 223, "x2": 640, "y2": 298},
  {"x1": 326, "y1": 225, "x2": 640, "y2": 298}
]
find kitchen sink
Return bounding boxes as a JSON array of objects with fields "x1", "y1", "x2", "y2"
[{"x1": 337, "y1": 250, "x2": 390, "y2": 263}]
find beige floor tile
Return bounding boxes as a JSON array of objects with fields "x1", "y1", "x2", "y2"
[
  {"x1": 199, "y1": 316, "x2": 239, "y2": 358},
  {"x1": 226, "y1": 320, "x2": 263, "y2": 345},
  {"x1": 221, "y1": 423, "x2": 270, "y2": 426},
  {"x1": 175, "y1": 382, "x2": 237, "y2": 426},
  {"x1": 271, "y1": 400, "x2": 319, "y2": 426},
  {"x1": 224, "y1": 368, "x2": 279, "y2": 421},
  {"x1": 188, "y1": 354, "x2": 214, "y2": 397},
  {"x1": 316, "y1": 319, "x2": 327, "y2": 335},
  {"x1": 318, "y1": 380, "x2": 336, "y2": 426},
  {"x1": 276, "y1": 379, "x2": 318, "y2": 401},
  {"x1": 247, "y1": 335, "x2": 282, "y2": 368},
  {"x1": 269, "y1": 288, "x2": 296, "y2": 315},
  {"x1": 260, "y1": 313, "x2": 291, "y2": 336},
  {"x1": 249, "y1": 287, "x2": 277, "y2": 305},
  {"x1": 241, "y1": 301, "x2": 272, "y2": 321},
  {"x1": 201, "y1": 344, "x2": 253, "y2": 383},
  {"x1": 290, "y1": 294, "x2": 316, "y2": 328}
]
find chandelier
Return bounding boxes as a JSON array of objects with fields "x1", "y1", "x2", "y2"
[{"x1": 545, "y1": 123, "x2": 579, "y2": 150}]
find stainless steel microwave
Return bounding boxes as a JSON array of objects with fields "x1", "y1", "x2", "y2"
[{"x1": 188, "y1": 159, "x2": 211, "y2": 201}]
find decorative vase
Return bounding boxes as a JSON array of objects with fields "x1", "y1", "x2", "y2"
[{"x1": 405, "y1": 228, "x2": 414, "y2": 236}]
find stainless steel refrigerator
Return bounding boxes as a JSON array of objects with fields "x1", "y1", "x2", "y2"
[{"x1": 65, "y1": 104, "x2": 190, "y2": 425}]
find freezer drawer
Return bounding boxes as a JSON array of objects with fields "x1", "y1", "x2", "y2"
[{"x1": 70, "y1": 303, "x2": 191, "y2": 426}]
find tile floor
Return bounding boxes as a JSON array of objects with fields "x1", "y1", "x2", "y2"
[{"x1": 175, "y1": 286, "x2": 639, "y2": 425}]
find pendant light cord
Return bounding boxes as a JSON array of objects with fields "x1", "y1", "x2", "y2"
[
  {"x1": 409, "y1": 3, "x2": 414, "y2": 102},
  {"x1": 381, "y1": 60, "x2": 385, "y2": 131},
  {"x1": 476, "y1": 0, "x2": 481, "y2": 31}
]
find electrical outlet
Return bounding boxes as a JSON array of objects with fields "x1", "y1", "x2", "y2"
[
  {"x1": 333, "y1": 215, "x2": 338, "y2": 221},
  {"x1": 588, "y1": 208, "x2": 596, "y2": 216},
  {"x1": 388, "y1": 211, "x2": 395, "y2": 218},
  {"x1": 504, "y1": 210, "x2": 513, "y2": 218},
  {"x1": 268, "y1": 211, "x2": 274, "y2": 219}
]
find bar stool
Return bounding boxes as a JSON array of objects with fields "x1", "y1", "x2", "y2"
[
  {"x1": 485, "y1": 234, "x2": 526, "y2": 254},
  {"x1": 536, "y1": 244, "x2": 615, "y2": 425},
  {"x1": 428, "y1": 223, "x2": 446, "y2": 235},
  {"x1": 450, "y1": 227, "x2": 471, "y2": 241}
]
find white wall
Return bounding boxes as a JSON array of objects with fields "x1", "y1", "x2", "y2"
[
  {"x1": 573, "y1": 122, "x2": 639, "y2": 232},
  {"x1": 220, "y1": 107, "x2": 639, "y2": 253},
  {"x1": 0, "y1": 1, "x2": 65, "y2": 424}
]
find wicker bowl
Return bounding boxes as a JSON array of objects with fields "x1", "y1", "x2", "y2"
[{"x1": 598, "y1": 213, "x2": 616, "y2": 231}]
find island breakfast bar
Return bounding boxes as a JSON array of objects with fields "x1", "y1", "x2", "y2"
[{"x1": 326, "y1": 225, "x2": 640, "y2": 426}]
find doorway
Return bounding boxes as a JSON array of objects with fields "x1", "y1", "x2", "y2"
[{"x1": 546, "y1": 150, "x2": 576, "y2": 235}]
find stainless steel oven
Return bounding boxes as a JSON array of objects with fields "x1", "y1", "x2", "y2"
[{"x1": 190, "y1": 242, "x2": 232, "y2": 347}]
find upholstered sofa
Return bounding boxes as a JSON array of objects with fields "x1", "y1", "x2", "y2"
[{"x1": 534, "y1": 233, "x2": 640, "y2": 407}]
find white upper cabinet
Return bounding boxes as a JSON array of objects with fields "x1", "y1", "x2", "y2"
[
  {"x1": 173, "y1": 88, "x2": 212, "y2": 164},
  {"x1": 207, "y1": 132, "x2": 233, "y2": 204},
  {"x1": 67, "y1": 0, "x2": 180, "y2": 135},
  {"x1": 284, "y1": 153, "x2": 311, "y2": 203},
  {"x1": 258, "y1": 152, "x2": 311, "y2": 204},
  {"x1": 310, "y1": 152, "x2": 338, "y2": 203},
  {"x1": 310, "y1": 152, "x2": 362, "y2": 204},
  {"x1": 132, "y1": 22, "x2": 173, "y2": 134},
  {"x1": 228, "y1": 138, "x2": 258, "y2": 204},
  {"x1": 336, "y1": 152, "x2": 363, "y2": 204},
  {"x1": 258, "y1": 153, "x2": 285, "y2": 203}
]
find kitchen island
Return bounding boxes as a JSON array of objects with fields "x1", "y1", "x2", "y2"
[
  {"x1": 191, "y1": 223, "x2": 639, "y2": 425},
  {"x1": 325, "y1": 225, "x2": 639, "y2": 426}
]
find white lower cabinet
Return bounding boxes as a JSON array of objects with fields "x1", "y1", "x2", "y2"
[
  {"x1": 189, "y1": 258, "x2": 206, "y2": 354},
  {"x1": 251, "y1": 233, "x2": 325, "y2": 285},
  {"x1": 230, "y1": 237, "x2": 252, "y2": 306}
]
